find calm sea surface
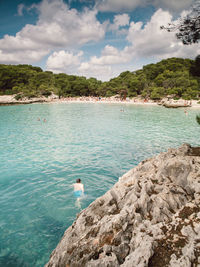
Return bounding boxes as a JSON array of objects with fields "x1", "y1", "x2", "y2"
[{"x1": 0, "y1": 103, "x2": 199, "y2": 266}]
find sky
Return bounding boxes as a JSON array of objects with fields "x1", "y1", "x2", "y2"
[{"x1": 0, "y1": 0, "x2": 199, "y2": 81}]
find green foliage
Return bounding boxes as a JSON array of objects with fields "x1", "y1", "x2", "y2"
[
  {"x1": 14, "y1": 93, "x2": 23, "y2": 100},
  {"x1": 0, "y1": 57, "x2": 199, "y2": 100},
  {"x1": 150, "y1": 87, "x2": 165, "y2": 100},
  {"x1": 105, "y1": 90, "x2": 114, "y2": 97},
  {"x1": 161, "y1": 2, "x2": 200, "y2": 45},
  {"x1": 0, "y1": 64, "x2": 102, "y2": 98},
  {"x1": 100, "y1": 57, "x2": 199, "y2": 100},
  {"x1": 190, "y1": 55, "x2": 200, "y2": 77}
]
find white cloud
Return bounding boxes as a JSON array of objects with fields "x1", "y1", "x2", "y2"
[
  {"x1": 109, "y1": 14, "x2": 130, "y2": 34},
  {"x1": 77, "y1": 45, "x2": 132, "y2": 80},
  {"x1": 78, "y1": 62, "x2": 112, "y2": 81},
  {"x1": 17, "y1": 4, "x2": 25, "y2": 16},
  {"x1": 1, "y1": 0, "x2": 198, "y2": 82},
  {"x1": 126, "y1": 8, "x2": 200, "y2": 59},
  {"x1": 97, "y1": 0, "x2": 141, "y2": 12},
  {"x1": 77, "y1": 8, "x2": 199, "y2": 81},
  {"x1": 96, "y1": 0, "x2": 142, "y2": 12},
  {"x1": 96, "y1": 0, "x2": 195, "y2": 12},
  {"x1": 126, "y1": 9, "x2": 175, "y2": 56},
  {"x1": 90, "y1": 45, "x2": 130, "y2": 65},
  {"x1": 114, "y1": 13, "x2": 130, "y2": 27},
  {"x1": 46, "y1": 50, "x2": 83, "y2": 74},
  {"x1": 45, "y1": 45, "x2": 130, "y2": 80},
  {"x1": 152, "y1": 0, "x2": 194, "y2": 12},
  {"x1": 30, "y1": 0, "x2": 105, "y2": 46},
  {"x1": 0, "y1": 49, "x2": 48, "y2": 64},
  {"x1": 0, "y1": 0, "x2": 105, "y2": 64}
]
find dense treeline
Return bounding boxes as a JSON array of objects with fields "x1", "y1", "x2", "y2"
[
  {"x1": 102, "y1": 57, "x2": 200, "y2": 100},
  {"x1": 0, "y1": 57, "x2": 199, "y2": 100},
  {"x1": 0, "y1": 64, "x2": 102, "y2": 99}
]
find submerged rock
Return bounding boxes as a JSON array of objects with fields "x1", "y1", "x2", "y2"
[{"x1": 45, "y1": 144, "x2": 200, "y2": 267}]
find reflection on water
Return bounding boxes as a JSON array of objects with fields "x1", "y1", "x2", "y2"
[{"x1": 0, "y1": 103, "x2": 199, "y2": 266}]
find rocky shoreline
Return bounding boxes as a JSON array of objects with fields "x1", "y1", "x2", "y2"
[
  {"x1": 0, "y1": 99, "x2": 48, "y2": 105},
  {"x1": 0, "y1": 95, "x2": 53, "y2": 105},
  {"x1": 45, "y1": 144, "x2": 200, "y2": 267}
]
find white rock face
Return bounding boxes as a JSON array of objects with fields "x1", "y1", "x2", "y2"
[{"x1": 45, "y1": 144, "x2": 200, "y2": 267}]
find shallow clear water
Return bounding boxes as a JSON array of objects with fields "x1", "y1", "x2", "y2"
[{"x1": 0, "y1": 103, "x2": 199, "y2": 266}]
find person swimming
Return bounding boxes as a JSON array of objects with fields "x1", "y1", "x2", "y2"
[
  {"x1": 73, "y1": 178, "x2": 84, "y2": 209},
  {"x1": 73, "y1": 178, "x2": 84, "y2": 198}
]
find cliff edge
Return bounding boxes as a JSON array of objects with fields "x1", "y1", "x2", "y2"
[{"x1": 45, "y1": 144, "x2": 200, "y2": 267}]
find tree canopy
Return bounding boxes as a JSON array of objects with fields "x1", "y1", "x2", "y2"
[
  {"x1": 0, "y1": 57, "x2": 199, "y2": 101},
  {"x1": 161, "y1": 1, "x2": 200, "y2": 45}
]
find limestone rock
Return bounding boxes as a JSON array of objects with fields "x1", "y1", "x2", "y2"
[
  {"x1": 45, "y1": 144, "x2": 200, "y2": 267},
  {"x1": 0, "y1": 95, "x2": 50, "y2": 105}
]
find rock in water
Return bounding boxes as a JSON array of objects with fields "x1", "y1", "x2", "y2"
[{"x1": 45, "y1": 144, "x2": 200, "y2": 267}]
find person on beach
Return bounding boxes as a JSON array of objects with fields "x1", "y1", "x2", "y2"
[{"x1": 73, "y1": 178, "x2": 84, "y2": 198}]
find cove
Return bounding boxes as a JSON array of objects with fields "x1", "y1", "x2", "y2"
[{"x1": 0, "y1": 103, "x2": 199, "y2": 267}]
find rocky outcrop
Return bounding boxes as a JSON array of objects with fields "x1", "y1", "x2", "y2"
[
  {"x1": 163, "y1": 102, "x2": 191, "y2": 108},
  {"x1": 0, "y1": 94, "x2": 58, "y2": 105},
  {"x1": 45, "y1": 144, "x2": 200, "y2": 267},
  {"x1": 160, "y1": 100, "x2": 191, "y2": 108}
]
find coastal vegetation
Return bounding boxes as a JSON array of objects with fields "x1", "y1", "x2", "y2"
[{"x1": 0, "y1": 57, "x2": 199, "y2": 101}]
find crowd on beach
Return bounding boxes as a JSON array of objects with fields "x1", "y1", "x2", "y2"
[
  {"x1": 54, "y1": 96, "x2": 157, "y2": 105},
  {"x1": 0, "y1": 94, "x2": 200, "y2": 108},
  {"x1": 53, "y1": 96, "x2": 200, "y2": 108}
]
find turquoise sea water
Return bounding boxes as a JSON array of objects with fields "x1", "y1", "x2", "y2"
[{"x1": 0, "y1": 103, "x2": 199, "y2": 266}]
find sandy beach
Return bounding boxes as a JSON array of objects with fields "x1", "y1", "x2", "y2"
[
  {"x1": 0, "y1": 94, "x2": 200, "y2": 108},
  {"x1": 53, "y1": 96, "x2": 158, "y2": 105},
  {"x1": 52, "y1": 96, "x2": 200, "y2": 109}
]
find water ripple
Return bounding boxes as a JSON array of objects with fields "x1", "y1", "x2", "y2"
[{"x1": 0, "y1": 103, "x2": 199, "y2": 266}]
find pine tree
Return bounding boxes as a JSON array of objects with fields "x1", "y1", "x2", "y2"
[{"x1": 161, "y1": 1, "x2": 200, "y2": 45}]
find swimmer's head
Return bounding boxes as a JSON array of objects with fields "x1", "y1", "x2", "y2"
[{"x1": 76, "y1": 178, "x2": 81, "y2": 183}]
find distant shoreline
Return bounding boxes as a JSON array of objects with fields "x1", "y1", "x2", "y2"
[
  {"x1": 53, "y1": 96, "x2": 158, "y2": 106},
  {"x1": 0, "y1": 95, "x2": 200, "y2": 108}
]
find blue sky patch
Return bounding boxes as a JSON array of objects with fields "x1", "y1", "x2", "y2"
[{"x1": 0, "y1": 0, "x2": 198, "y2": 81}]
